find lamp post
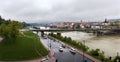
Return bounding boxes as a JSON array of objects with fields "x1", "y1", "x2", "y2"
[
  {"x1": 117, "y1": 52, "x2": 119, "y2": 57},
  {"x1": 116, "y1": 52, "x2": 119, "y2": 62},
  {"x1": 83, "y1": 40, "x2": 85, "y2": 62},
  {"x1": 48, "y1": 37, "x2": 52, "y2": 60},
  {"x1": 50, "y1": 39, "x2": 51, "y2": 49},
  {"x1": 49, "y1": 38, "x2": 51, "y2": 50}
]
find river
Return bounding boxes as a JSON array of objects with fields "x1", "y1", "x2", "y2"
[{"x1": 61, "y1": 31, "x2": 120, "y2": 57}]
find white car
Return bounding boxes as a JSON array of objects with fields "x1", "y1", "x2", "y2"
[
  {"x1": 71, "y1": 48, "x2": 75, "y2": 51},
  {"x1": 70, "y1": 48, "x2": 76, "y2": 54},
  {"x1": 59, "y1": 47, "x2": 63, "y2": 52},
  {"x1": 43, "y1": 36, "x2": 47, "y2": 39}
]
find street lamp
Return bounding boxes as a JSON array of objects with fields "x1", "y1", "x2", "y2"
[
  {"x1": 48, "y1": 37, "x2": 51, "y2": 50},
  {"x1": 48, "y1": 37, "x2": 52, "y2": 59},
  {"x1": 117, "y1": 52, "x2": 119, "y2": 57},
  {"x1": 83, "y1": 40, "x2": 85, "y2": 62},
  {"x1": 50, "y1": 39, "x2": 51, "y2": 49},
  {"x1": 116, "y1": 52, "x2": 119, "y2": 62}
]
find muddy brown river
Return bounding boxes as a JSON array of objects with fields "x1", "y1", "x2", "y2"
[{"x1": 61, "y1": 31, "x2": 120, "y2": 57}]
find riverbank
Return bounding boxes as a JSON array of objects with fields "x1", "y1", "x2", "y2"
[
  {"x1": 61, "y1": 31, "x2": 120, "y2": 58},
  {"x1": 85, "y1": 35, "x2": 120, "y2": 57}
]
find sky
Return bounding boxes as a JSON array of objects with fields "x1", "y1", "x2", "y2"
[{"x1": 0, "y1": 0, "x2": 120, "y2": 23}]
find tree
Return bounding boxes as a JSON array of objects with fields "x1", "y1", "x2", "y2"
[
  {"x1": 88, "y1": 49, "x2": 100, "y2": 57},
  {"x1": 114, "y1": 56, "x2": 120, "y2": 62},
  {"x1": 0, "y1": 16, "x2": 5, "y2": 25},
  {"x1": 0, "y1": 21, "x2": 21, "y2": 44},
  {"x1": 8, "y1": 21, "x2": 20, "y2": 41},
  {"x1": 21, "y1": 22, "x2": 30, "y2": 28},
  {"x1": 0, "y1": 23, "x2": 9, "y2": 39}
]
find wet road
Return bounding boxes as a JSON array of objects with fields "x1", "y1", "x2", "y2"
[
  {"x1": 54, "y1": 52, "x2": 93, "y2": 62},
  {"x1": 40, "y1": 35, "x2": 94, "y2": 62}
]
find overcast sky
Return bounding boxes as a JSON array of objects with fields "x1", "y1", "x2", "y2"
[{"x1": 0, "y1": 0, "x2": 120, "y2": 23}]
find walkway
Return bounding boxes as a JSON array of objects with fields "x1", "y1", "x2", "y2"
[{"x1": 0, "y1": 37, "x2": 3, "y2": 42}]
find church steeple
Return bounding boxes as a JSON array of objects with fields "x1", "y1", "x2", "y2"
[
  {"x1": 81, "y1": 20, "x2": 82, "y2": 23},
  {"x1": 104, "y1": 18, "x2": 108, "y2": 23}
]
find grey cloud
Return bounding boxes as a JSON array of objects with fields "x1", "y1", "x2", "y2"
[{"x1": 0, "y1": 0, "x2": 120, "y2": 23}]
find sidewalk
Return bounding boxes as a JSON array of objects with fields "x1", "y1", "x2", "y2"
[
  {"x1": 0, "y1": 37, "x2": 3, "y2": 42},
  {"x1": 40, "y1": 36, "x2": 56, "y2": 62},
  {"x1": 0, "y1": 57, "x2": 45, "y2": 62}
]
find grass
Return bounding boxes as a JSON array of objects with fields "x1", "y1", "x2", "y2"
[{"x1": 0, "y1": 31, "x2": 48, "y2": 61}]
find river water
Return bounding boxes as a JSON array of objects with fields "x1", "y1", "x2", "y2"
[{"x1": 61, "y1": 31, "x2": 120, "y2": 57}]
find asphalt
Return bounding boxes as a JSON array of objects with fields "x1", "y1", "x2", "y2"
[
  {"x1": 40, "y1": 35, "x2": 99, "y2": 62},
  {"x1": 54, "y1": 52, "x2": 93, "y2": 62}
]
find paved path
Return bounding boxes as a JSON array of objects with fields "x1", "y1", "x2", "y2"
[
  {"x1": 0, "y1": 58, "x2": 44, "y2": 62},
  {"x1": 0, "y1": 37, "x2": 3, "y2": 42}
]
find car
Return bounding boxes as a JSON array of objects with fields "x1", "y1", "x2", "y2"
[
  {"x1": 59, "y1": 47, "x2": 63, "y2": 52},
  {"x1": 43, "y1": 36, "x2": 47, "y2": 39},
  {"x1": 70, "y1": 48, "x2": 76, "y2": 54},
  {"x1": 71, "y1": 48, "x2": 75, "y2": 51},
  {"x1": 62, "y1": 44, "x2": 66, "y2": 48}
]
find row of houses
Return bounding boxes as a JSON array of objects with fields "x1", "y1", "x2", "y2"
[{"x1": 48, "y1": 19, "x2": 120, "y2": 29}]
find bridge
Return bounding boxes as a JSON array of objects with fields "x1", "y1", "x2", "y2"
[{"x1": 30, "y1": 28, "x2": 120, "y2": 36}]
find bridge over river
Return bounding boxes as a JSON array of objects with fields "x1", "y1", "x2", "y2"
[{"x1": 30, "y1": 28, "x2": 120, "y2": 37}]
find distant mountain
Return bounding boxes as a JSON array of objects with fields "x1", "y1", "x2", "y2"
[
  {"x1": 28, "y1": 21, "x2": 65, "y2": 26},
  {"x1": 108, "y1": 19, "x2": 120, "y2": 22},
  {"x1": 28, "y1": 23, "x2": 46, "y2": 26}
]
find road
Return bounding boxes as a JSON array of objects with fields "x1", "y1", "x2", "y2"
[{"x1": 40, "y1": 35, "x2": 97, "y2": 62}]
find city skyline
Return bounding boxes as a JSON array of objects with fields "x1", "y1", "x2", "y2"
[{"x1": 0, "y1": 0, "x2": 120, "y2": 23}]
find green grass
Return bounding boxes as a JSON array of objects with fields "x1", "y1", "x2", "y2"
[{"x1": 0, "y1": 31, "x2": 48, "y2": 61}]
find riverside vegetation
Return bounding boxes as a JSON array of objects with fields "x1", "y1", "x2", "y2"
[
  {"x1": 0, "y1": 16, "x2": 48, "y2": 61},
  {"x1": 49, "y1": 33, "x2": 120, "y2": 62}
]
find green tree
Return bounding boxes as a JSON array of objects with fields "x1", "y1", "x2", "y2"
[
  {"x1": 0, "y1": 23, "x2": 9, "y2": 38},
  {"x1": 8, "y1": 21, "x2": 20, "y2": 41},
  {"x1": 114, "y1": 56, "x2": 120, "y2": 62},
  {"x1": 0, "y1": 21, "x2": 21, "y2": 44},
  {"x1": 88, "y1": 49, "x2": 100, "y2": 57}
]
